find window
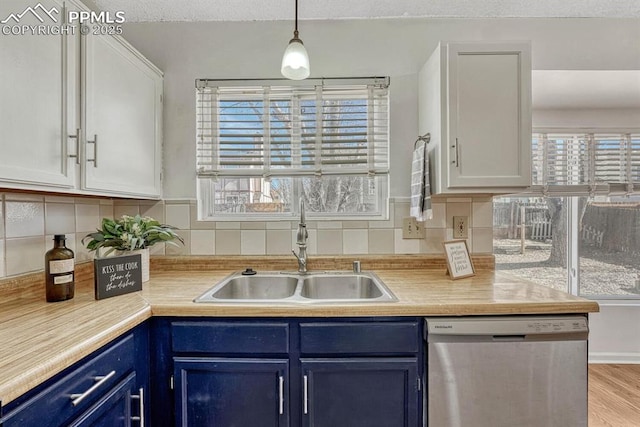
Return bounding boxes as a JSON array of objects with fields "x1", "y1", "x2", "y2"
[
  {"x1": 196, "y1": 78, "x2": 390, "y2": 220},
  {"x1": 495, "y1": 131, "x2": 640, "y2": 299}
]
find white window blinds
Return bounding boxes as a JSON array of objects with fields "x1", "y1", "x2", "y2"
[
  {"x1": 196, "y1": 78, "x2": 390, "y2": 179},
  {"x1": 531, "y1": 132, "x2": 640, "y2": 195}
]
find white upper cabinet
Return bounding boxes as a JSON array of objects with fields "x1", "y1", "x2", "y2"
[
  {"x1": 419, "y1": 41, "x2": 532, "y2": 194},
  {"x1": 0, "y1": 0, "x2": 77, "y2": 189},
  {"x1": 82, "y1": 31, "x2": 163, "y2": 197},
  {"x1": 0, "y1": 0, "x2": 162, "y2": 198}
]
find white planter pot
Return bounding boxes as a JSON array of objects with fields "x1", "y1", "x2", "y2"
[{"x1": 113, "y1": 248, "x2": 150, "y2": 282}]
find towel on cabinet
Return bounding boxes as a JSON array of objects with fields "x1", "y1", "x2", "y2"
[{"x1": 410, "y1": 134, "x2": 432, "y2": 221}]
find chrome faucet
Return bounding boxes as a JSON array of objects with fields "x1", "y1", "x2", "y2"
[{"x1": 292, "y1": 200, "x2": 309, "y2": 274}]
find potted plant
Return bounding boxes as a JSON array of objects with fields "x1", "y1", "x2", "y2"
[{"x1": 83, "y1": 215, "x2": 184, "y2": 282}]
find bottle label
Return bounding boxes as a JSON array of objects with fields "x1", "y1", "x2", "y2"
[
  {"x1": 49, "y1": 259, "x2": 74, "y2": 274},
  {"x1": 54, "y1": 274, "x2": 73, "y2": 285}
]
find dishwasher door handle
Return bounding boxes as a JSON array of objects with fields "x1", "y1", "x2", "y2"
[{"x1": 492, "y1": 335, "x2": 526, "y2": 341}]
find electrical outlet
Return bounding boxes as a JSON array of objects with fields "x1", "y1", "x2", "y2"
[
  {"x1": 453, "y1": 216, "x2": 468, "y2": 239},
  {"x1": 403, "y1": 217, "x2": 425, "y2": 239}
]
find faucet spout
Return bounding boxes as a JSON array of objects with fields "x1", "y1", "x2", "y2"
[{"x1": 293, "y1": 200, "x2": 309, "y2": 273}]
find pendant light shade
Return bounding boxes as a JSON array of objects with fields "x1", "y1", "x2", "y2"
[{"x1": 281, "y1": 0, "x2": 310, "y2": 80}]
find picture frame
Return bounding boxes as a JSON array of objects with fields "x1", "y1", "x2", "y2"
[{"x1": 442, "y1": 240, "x2": 475, "y2": 279}]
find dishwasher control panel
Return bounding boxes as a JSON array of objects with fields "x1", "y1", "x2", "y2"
[{"x1": 426, "y1": 316, "x2": 589, "y2": 336}]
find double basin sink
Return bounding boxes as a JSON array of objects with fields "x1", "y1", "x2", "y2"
[{"x1": 194, "y1": 270, "x2": 397, "y2": 304}]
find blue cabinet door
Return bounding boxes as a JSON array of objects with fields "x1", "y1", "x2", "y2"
[
  {"x1": 174, "y1": 357, "x2": 289, "y2": 427},
  {"x1": 300, "y1": 358, "x2": 420, "y2": 427}
]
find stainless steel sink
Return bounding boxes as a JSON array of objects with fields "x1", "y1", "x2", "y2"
[
  {"x1": 209, "y1": 275, "x2": 298, "y2": 300},
  {"x1": 194, "y1": 271, "x2": 397, "y2": 303},
  {"x1": 300, "y1": 274, "x2": 384, "y2": 299}
]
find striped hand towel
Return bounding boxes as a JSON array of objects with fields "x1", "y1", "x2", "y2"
[{"x1": 410, "y1": 135, "x2": 432, "y2": 221}]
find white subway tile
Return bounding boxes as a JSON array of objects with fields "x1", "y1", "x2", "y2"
[
  {"x1": 393, "y1": 229, "x2": 420, "y2": 254},
  {"x1": 215, "y1": 230, "x2": 241, "y2": 255},
  {"x1": 267, "y1": 230, "x2": 292, "y2": 255},
  {"x1": 75, "y1": 203, "x2": 100, "y2": 233},
  {"x1": 343, "y1": 229, "x2": 369, "y2": 254},
  {"x1": 472, "y1": 201, "x2": 494, "y2": 228},
  {"x1": 165, "y1": 204, "x2": 190, "y2": 229},
  {"x1": 190, "y1": 230, "x2": 215, "y2": 255},
  {"x1": 45, "y1": 203, "x2": 76, "y2": 235},
  {"x1": 368, "y1": 229, "x2": 394, "y2": 254},
  {"x1": 241, "y1": 230, "x2": 266, "y2": 255},
  {"x1": 5, "y1": 201, "x2": 45, "y2": 238},
  {"x1": 5, "y1": 237, "x2": 45, "y2": 276},
  {"x1": 316, "y1": 229, "x2": 343, "y2": 254}
]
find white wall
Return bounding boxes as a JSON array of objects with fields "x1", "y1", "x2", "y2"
[
  {"x1": 533, "y1": 108, "x2": 640, "y2": 129},
  {"x1": 122, "y1": 17, "x2": 640, "y2": 200}
]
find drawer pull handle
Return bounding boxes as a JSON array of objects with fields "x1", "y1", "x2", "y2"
[
  {"x1": 132, "y1": 387, "x2": 145, "y2": 426},
  {"x1": 87, "y1": 134, "x2": 98, "y2": 167},
  {"x1": 278, "y1": 375, "x2": 284, "y2": 415},
  {"x1": 303, "y1": 374, "x2": 309, "y2": 414},
  {"x1": 68, "y1": 128, "x2": 80, "y2": 165},
  {"x1": 70, "y1": 370, "x2": 116, "y2": 406}
]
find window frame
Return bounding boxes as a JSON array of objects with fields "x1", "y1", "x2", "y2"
[{"x1": 195, "y1": 78, "x2": 390, "y2": 221}]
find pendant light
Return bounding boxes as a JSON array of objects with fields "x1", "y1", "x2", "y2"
[{"x1": 281, "y1": 0, "x2": 310, "y2": 80}]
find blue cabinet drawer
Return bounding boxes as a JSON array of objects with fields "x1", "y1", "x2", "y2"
[
  {"x1": 172, "y1": 321, "x2": 290, "y2": 354},
  {"x1": 1, "y1": 334, "x2": 135, "y2": 427},
  {"x1": 300, "y1": 321, "x2": 420, "y2": 354}
]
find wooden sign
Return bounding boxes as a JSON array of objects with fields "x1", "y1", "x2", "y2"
[
  {"x1": 443, "y1": 240, "x2": 476, "y2": 279},
  {"x1": 94, "y1": 253, "x2": 143, "y2": 300}
]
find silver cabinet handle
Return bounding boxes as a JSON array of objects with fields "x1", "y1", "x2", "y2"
[
  {"x1": 87, "y1": 134, "x2": 98, "y2": 167},
  {"x1": 451, "y1": 138, "x2": 459, "y2": 167},
  {"x1": 278, "y1": 376, "x2": 284, "y2": 415},
  {"x1": 303, "y1": 374, "x2": 308, "y2": 415},
  {"x1": 70, "y1": 370, "x2": 116, "y2": 406},
  {"x1": 68, "y1": 128, "x2": 80, "y2": 164},
  {"x1": 132, "y1": 387, "x2": 145, "y2": 426}
]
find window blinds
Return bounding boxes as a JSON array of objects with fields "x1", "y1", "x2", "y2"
[
  {"x1": 196, "y1": 78, "x2": 390, "y2": 179},
  {"x1": 531, "y1": 132, "x2": 640, "y2": 195}
]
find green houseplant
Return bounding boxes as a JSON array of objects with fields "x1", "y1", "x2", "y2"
[{"x1": 83, "y1": 215, "x2": 184, "y2": 282}]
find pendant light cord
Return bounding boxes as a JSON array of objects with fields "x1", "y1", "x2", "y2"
[{"x1": 294, "y1": 0, "x2": 299, "y2": 38}]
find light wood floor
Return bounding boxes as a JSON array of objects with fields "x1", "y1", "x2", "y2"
[{"x1": 589, "y1": 364, "x2": 640, "y2": 426}]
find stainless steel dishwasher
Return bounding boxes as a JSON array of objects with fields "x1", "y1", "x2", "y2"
[{"x1": 425, "y1": 316, "x2": 589, "y2": 427}]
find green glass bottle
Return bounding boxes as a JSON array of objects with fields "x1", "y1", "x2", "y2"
[{"x1": 45, "y1": 234, "x2": 75, "y2": 302}]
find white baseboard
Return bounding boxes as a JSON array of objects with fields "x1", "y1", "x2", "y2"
[{"x1": 589, "y1": 352, "x2": 640, "y2": 364}]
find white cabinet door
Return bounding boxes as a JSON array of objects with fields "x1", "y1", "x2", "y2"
[
  {"x1": 82, "y1": 32, "x2": 162, "y2": 198},
  {"x1": 0, "y1": 0, "x2": 77, "y2": 189},
  {"x1": 419, "y1": 41, "x2": 531, "y2": 194},
  {"x1": 447, "y1": 43, "x2": 531, "y2": 188}
]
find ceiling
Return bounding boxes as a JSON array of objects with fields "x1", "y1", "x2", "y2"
[{"x1": 92, "y1": 0, "x2": 640, "y2": 22}]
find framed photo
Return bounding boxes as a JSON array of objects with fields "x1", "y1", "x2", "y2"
[{"x1": 443, "y1": 240, "x2": 475, "y2": 279}]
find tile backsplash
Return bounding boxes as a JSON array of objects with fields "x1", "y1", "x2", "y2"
[{"x1": 0, "y1": 192, "x2": 493, "y2": 278}]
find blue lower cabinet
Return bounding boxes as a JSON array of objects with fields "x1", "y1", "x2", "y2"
[
  {"x1": 300, "y1": 358, "x2": 420, "y2": 427},
  {"x1": 0, "y1": 323, "x2": 149, "y2": 427},
  {"x1": 173, "y1": 358, "x2": 289, "y2": 427},
  {"x1": 165, "y1": 318, "x2": 423, "y2": 427}
]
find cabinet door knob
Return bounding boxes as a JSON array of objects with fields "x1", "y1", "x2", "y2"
[{"x1": 70, "y1": 370, "x2": 116, "y2": 406}]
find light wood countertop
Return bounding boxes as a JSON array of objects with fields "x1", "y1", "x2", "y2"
[{"x1": 0, "y1": 256, "x2": 599, "y2": 406}]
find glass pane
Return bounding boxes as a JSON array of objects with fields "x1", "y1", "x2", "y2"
[
  {"x1": 493, "y1": 196, "x2": 569, "y2": 292},
  {"x1": 206, "y1": 177, "x2": 292, "y2": 215},
  {"x1": 578, "y1": 196, "x2": 640, "y2": 297},
  {"x1": 301, "y1": 176, "x2": 383, "y2": 216}
]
